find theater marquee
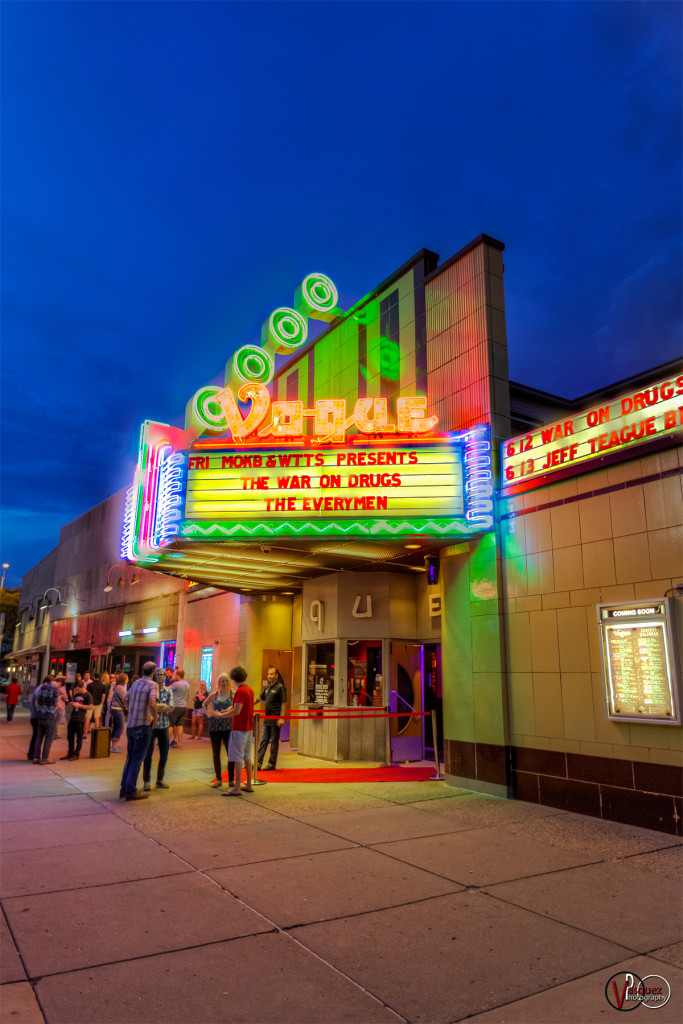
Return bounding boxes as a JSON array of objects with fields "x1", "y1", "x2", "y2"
[{"x1": 501, "y1": 372, "x2": 683, "y2": 493}]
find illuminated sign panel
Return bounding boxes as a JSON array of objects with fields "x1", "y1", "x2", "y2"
[
  {"x1": 502, "y1": 373, "x2": 683, "y2": 491},
  {"x1": 598, "y1": 601, "x2": 681, "y2": 725},
  {"x1": 183, "y1": 440, "x2": 465, "y2": 540}
]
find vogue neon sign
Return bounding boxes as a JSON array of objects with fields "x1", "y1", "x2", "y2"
[{"x1": 189, "y1": 386, "x2": 440, "y2": 444}]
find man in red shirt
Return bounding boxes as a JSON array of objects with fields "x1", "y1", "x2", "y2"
[
  {"x1": 221, "y1": 666, "x2": 255, "y2": 797},
  {"x1": 5, "y1": 679, "x2": 22, "y2": 722}
]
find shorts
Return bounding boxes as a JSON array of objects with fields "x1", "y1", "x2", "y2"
[
  {"x1": 228, "y1": 730, "x2": 253, "y2": 763},
  {"x1": 192, "y1": 708, "x2": 205, "y2": 717},
  {"x1": 170, "y1": 706, "x2": 187, "y2": 727}
]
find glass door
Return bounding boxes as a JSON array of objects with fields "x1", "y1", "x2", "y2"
[
  {"x1": 423, "y1": 643, "x2": 443, "y2": 762},
  {"x1": 389, "y1": 641, "x2": 423, "y2": 762}
]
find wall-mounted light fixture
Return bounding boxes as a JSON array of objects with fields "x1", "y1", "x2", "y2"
[{"x1": 104, "y1": 565, "x2": 140, "y2": 592}]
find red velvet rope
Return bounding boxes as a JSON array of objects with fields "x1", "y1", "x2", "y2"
[{"x1": 260, "y1": 710, "x2": 429, "y2": 721}]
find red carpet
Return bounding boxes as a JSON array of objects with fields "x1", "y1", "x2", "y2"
[{"x1": 219, "y1": 766, "x2": 436, "y2": 784}]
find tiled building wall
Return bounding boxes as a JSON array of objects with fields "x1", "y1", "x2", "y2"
[
  {"x1": 432, "y1": 236, "x2": 514, "y2": 801},
  {"x1": 425, "y1": 236, "x2": 510, "y2": 442},
  {"x1": 272, "y1": 262, "x2": 423, "y2": 406},
  {"x1": 499, "y1": 445, "x2": 683, "y2": 833},
  {"x1": 183, "y1": 591, "x2": 240, "y2": 697}
]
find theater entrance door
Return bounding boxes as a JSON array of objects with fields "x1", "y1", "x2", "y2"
[
  {"x1": 389, "y1": 642, "x2": 443, "y2": 764},
  {"x1": 389, "y1": 642, "x2": 423, "y2": 762}
]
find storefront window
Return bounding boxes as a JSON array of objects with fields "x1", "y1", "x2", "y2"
[
  {"x1": 200, "y1": 646, "x2": 214, "y2": 691},
  {"x1": 347, "y1": 641, "x2": 383, "y2": 707},
  {"x1": 305, "y1": 643, "x2": 335, "y2": 704},
  {"x1": 159, "y1": 641, "x2": 176, "y2": 672}
]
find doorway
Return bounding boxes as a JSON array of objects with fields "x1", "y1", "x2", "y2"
[
  {"x1": 388, "y1": 642, "x2": 443, "y2": 764},
  {"x1": 389, "y1": 642, "x2": 423, "y2": 762},
  {"x1": 423, "y1": 643, "x2": 443, "y2": 763},
  {"x1": 261, "y1": 648, "x2": 293, "y2": 741}
]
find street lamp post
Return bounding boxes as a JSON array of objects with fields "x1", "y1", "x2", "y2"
[{"x1": 0, "y1": 563, "x2": 9, "y2": 591}]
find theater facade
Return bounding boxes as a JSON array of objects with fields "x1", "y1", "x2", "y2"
[{"x1": 14, "y1": 234, "x2": 683, "y2": 834}]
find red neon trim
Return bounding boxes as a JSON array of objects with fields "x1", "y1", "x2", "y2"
[
  {"x1": 350, "y1": 436, "x2": 450, "y2": 445},
  {"x1": 193, "y1": 436, "x2": 451, "y2": 451},
  {"x1": 194, "y1": 440, "x2": 306, "y2": 450},
  {"x1": 264, "y1": 711, "x2": 429, "y2": 720}
]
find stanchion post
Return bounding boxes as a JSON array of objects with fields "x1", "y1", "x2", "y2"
[
  {"x1": 251, "y1": 713, "x2": 266, "y2": 786},
  {"x1": 381, "y1": 706, "x2": 393, "y2": 767},
  {"x1": 429, "y1": 709, "x2": 444, "y2": 781}
]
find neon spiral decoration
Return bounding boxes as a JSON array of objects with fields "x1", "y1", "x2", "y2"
[
  {"x1": 191, "y1": 385, "x2": 229, "y2": 433},
  {"x1": 233, "y1": 344, "x2": 274, "y2": 385},
  {"x1": 298, "y1": 273, "x2": 338, "y2": 320},
  {"x1": 264, "y1": 307, "x2": 308, "y2": 353}
]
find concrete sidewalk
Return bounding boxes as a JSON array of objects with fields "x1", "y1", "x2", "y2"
[{"x1": 1, "y1": 707, "x2": 681, "y2": 1024}]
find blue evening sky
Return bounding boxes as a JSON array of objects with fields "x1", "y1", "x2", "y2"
[{"x1": 1, "y1": 1, "x2": 681, "y2": 585}]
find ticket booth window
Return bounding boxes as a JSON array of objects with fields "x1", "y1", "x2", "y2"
[
  {"x1": 347, "y1": 641, "x2": 383, "y2": 707},
  {"x1": 305, "y1": 643, "x2": 335, "y2": 704}
]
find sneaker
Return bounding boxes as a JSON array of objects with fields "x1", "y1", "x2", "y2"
[
  {"x1": 156, "y1": 781, "x2": 170, "y2": 789},
  {"x1": 142, "y1": 782, "x2": 151, "y2": 792},
  {"x1": 211, "y1": 781, "x2": 223, "y2": 788},
  {"x1": 60, "y1": 754, "x2": 72, "y2": 760},
  {"x1": 169, "y1": 741, "x2": 177, "y2": 747},
  {"x1": 32, "y1": 759, "x2": 40, "y2": 764},
  {"x1": 125, "y1": 792, "x2": 148, "y2": 801},
  {"x1": 111, "y1": 746, "x2": 122, "y2": 752}
]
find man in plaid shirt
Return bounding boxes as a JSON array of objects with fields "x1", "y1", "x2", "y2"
[{"x1": 119, "y1": 662, "x2": 158, "y2": 801}]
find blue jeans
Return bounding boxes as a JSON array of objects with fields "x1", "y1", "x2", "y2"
[
  {"x1": 109, "y1": 708, "x2": 125, "y2": 744},
  {"x1": 35, "y1": 717, "x2": 57, "y2": 761},
  {"x1": 143, "y1": 727, "x2": 170, "y2": 783},
  {"x1": 120, "y1": 725, "x2": 152, "y2": 796}
]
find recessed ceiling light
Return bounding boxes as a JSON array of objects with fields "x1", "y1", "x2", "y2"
[{"x1": 405, "y1": 544, "x2": 421, "y2": 550}]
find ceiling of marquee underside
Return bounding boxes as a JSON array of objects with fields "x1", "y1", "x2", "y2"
[{"x1": 147, "y1": 536, "x2": 453, "y2": 594}]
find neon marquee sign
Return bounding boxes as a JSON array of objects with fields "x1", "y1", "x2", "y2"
[{"x1": 502, "y1": 372, "x2": 683, "y2": 492}]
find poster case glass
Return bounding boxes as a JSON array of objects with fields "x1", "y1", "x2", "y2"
[{"x1": 597, "y1": 599, "x2": 681, "y2": 725}]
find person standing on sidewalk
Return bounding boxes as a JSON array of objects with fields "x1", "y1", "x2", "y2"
[
  {"x1": 107, "y1": 673, "x2": 128, "y2": 752},
  {"x1": 34, "y1": 676, "x2": 60, "y2": 764},
  {"x1": 256, "y1": 666, "x2": 287, "y2": 771},
  {"x1": 61, "y1": 679, "x2": 93, "y2": 760},
  {"x1": 86, "y1": 673, "x2": 105, "y2": 735},
  {"x1": 5, "y1": 678, "x2": 22, "y2": 722},
  {"x1": 119, "y1": 662, "x2": 158, "y2": 802},
  {"x1": 27, "y1": 682, "x2": 42, "y2": 761},
  {"x1": 168, "y1": 669, "x2": 190, "y2": 748},
  {"x1": 142, "y1": 674, "x2": 174, "y2": 792},
  {"x1": 54, "y1": 676, "x2": 68, "y2": 739},
  {"x1": 204, "y1": 674, "x2": 235, "y2": 790},
  {"x1": 189, "y1": 680, "x2": 208, "y2": 740},
  {"x1": 221, "y1": 667, "x2": 255, "y2": 797},
  {"x1": 99, "y1": 673, "x2": 112, "y2": 727}
]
